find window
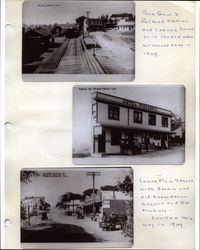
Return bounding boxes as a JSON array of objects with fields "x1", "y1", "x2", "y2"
[
  {"x1": 108, "y1": 105, "x2": 120, "y2": 120},
  {"x1": 148, "y1": 114, "x2": 156, "y2": 126},
  {"x1": 134, "y1": 110, "x2": 143, "y2": 124},
  {"x1": 162, "y1": 116, "x2": 168, "y2": 127}
]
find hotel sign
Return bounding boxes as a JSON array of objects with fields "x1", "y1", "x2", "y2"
[
  {"x1": 122, "y1": 100, "x2": 158, "y2": 112},
  {"x1": 96, "y1": 92, "x2": 172, "y2": 116}
]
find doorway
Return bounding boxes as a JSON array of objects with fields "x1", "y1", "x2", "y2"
[{"x1": 98, "y1": 128, "x2": 105, "y2": 153}]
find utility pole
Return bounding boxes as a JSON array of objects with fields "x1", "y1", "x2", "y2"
[
  {"x1": 28, "y1": 205, "x2": 31, "y2": 226},
  {"x1": 86, "y1": 171, "x2": 101, "y2": 218},
  {"x1": 85, "y1": 11, "x2": 91, "y2": 36}
]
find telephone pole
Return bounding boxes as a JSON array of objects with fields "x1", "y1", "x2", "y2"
[{"x1": 86, "y1": 171, "x2": 101, "y2": 218}]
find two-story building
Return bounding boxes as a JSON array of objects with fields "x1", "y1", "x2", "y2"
[
  {"x1": 83, "y1": 18, "x2": 103, "y2": 32},
  {"x1": 91, "y1": 92, "x2": 174, "y2": 156},
  {"x1": 110, "y1": 13, "x2": 134, "y2": 26},
  {"x1": 83, "y1": 190, "x2": 102, "y2": 214},
  {"x1": 117, "y1": 19, "x2": 135, "y2": 32},
  {"x1": 21, "y1": 196, "x2": 45, "y2": 217}
]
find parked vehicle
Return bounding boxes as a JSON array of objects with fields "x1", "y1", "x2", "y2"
[
  {"x1": 120, "y1": 138, "x2": 143, "y2": 155},
  {"x1": 99, "y1": 214, "x2": 123, "y2": 231}
]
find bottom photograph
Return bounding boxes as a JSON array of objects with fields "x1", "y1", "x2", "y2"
[{"x1": 20, "y1": 167, "x2": 133, "y2": 247}]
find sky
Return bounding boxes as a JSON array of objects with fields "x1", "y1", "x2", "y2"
[
  {"x1": 21, "y1": 168, "x2": 132, "y2": 206},
  {"x1": 23, "y1": 1, "x2": 135, "y2": 25},
  {"x1": 73, "y1": 85, "x2": 185, "y2": 151}
]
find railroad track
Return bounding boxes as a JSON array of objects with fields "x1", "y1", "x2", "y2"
[
  {"x1": 35, "y1": 37, "x2": 106, "y2": 74},
  {"x1": 80, "y1": 38, "x2": 105, "y2": 74}
]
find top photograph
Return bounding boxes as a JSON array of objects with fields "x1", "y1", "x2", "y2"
[{"x1": 22, "y1": 0, "x2": 135, "y2": 81}]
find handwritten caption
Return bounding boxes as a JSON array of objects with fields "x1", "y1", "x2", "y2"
[
  {"x1": 141, "y1": 9, "x2": 195, "y2": 57},
  {"x1": 139, "y1": 176, "x2": 194, "y2": 229}
]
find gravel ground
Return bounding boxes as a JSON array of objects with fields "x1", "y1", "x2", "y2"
[
  {"x1": 87, "y1": 30, "x2": 135, "y2": 74},
  {"x1": 51, "y1": 208, "x2": 132, "y2": 244},
  {"x1": 73, "y1": 146, "x2": 185, "y2": 165},
  {"x1": 21, "y1": 208, "x2": 132, "y2": 246}
]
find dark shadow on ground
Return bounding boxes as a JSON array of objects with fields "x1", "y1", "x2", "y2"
[{"x1": 21, "y1": 223, "x2": 99, "y2": 243}]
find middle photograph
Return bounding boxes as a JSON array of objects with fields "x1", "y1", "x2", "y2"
[{"x1": 73, "y1": 85, "x2": 185, "y2": 165}]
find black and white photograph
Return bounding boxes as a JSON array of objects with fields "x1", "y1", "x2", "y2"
[
  {"x1": 73, "y1": 85, "x2": 185, "y2": 165},
  {"x1": 21, "y1": 168, "x2": 133, "y2": 247},
  {"x1": 22, "y1": 0, "x2": 135, "y2": 81}
]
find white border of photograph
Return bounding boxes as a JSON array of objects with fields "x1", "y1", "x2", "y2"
[{"x1": 73, "y1": 84, "x2": 185, "y2": 165}]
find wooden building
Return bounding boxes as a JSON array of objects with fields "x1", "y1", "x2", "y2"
[
  {"x1": 117, "y1": 19, "x2": 134, "y2": 32},
  {"x1": 83, "y1": 18, "x2": 104, "y2": 32},
  {"x1": 91, "y1": 92, "x2": 174, "y2": 156},
  {"x1": 83, "y1": 190, "x2": 102, "y2": 214},
  {"x1": 22, "y1": 28, "x2": 52, "y2": 65},
  {"x1": 110, "y1": 13, "x2": 134, "y2": 26},
  {"x1": 21, "y1": 196, "x2": 45, "y2": 217}
]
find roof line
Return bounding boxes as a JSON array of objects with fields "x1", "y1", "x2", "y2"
[{"x1": 93, "y1": 91, "x2": 172, "y2": 113}]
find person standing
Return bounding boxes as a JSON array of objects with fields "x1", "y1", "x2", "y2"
[{"x1": 145, "y1": 135, "x2": 149, "y2": 152}]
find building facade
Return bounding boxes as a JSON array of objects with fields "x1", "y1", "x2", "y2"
[
  {"x1": 83, "y1": 190, "x2": 102, "y2": 214},
  {"x1": 83, "y1": 18, "x2": 103, "y2": 32},
  {"x1": 101, "y1": 190, "x2": 132, "y2": 217},
  {"x1": 110, "y1": 13, "x2": 134, "y2": 26},
  {"x1": 82, "y1": 189, "x2": 132, "y2": 217},
  {"x1": 21, "y1": 196, "x2": 45, "y2": 217},
  {"x1": 91, "y1": 92, "x2": 174, "y2": 156},
  {"x1": 65, "y1": 199, "x2": 83, "y2": 213},
  {"x1": 117, "y1": 19, "x2": 134, "y2": 32}
]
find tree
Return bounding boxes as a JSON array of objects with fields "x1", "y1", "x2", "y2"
[
  {"x1": 82, "y1": 189, "x2": 99, "y2": 200},
  {"x1": 39, "y1": 199, "x2": 51, "y2": 210},
  {"x1": 118, "y1": 175, "x2": 133, "y2": 195},
  {"x1": 56, "y1": 192, "x2": 82, "y2": 210},
  {"x1": 51, "y1": 25, "x2": 62, "y2": 36},
  {"x1": 117, "y1": 173, "x2": 133, "y2": 238},
  {"x1": 101, "y1": 14, "x2": 109, "y2": 31},
  {"x1": 20, "y1": 171, "x2": 39, "y2": 183},
  {"x1": 171, "y1": 113, "x2": 184, "y2": 131}
]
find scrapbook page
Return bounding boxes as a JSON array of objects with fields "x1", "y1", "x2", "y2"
[{"x1": 2, "y1": 0, "x2": 198, "y2": 249}]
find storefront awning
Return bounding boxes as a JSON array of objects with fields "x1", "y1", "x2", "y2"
[{"x1": 101, "y1": 124, "x2": 176, "y2": 134}]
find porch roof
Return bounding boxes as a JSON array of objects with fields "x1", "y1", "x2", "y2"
[{"x1": 100, "y1": 124, "x2": 175, "y2": 134}]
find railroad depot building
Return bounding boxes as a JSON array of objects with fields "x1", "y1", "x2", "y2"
[{"x1": 91, "y1": 92, "x2": 174, "y2": 156}]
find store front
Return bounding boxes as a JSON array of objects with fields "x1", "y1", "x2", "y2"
[
  {"x1": 93, "y1": 126, "x2": 171, "y2": 155},
  {"x1": 92, "y1": 92, "x2": 174, "y2": 156}
]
